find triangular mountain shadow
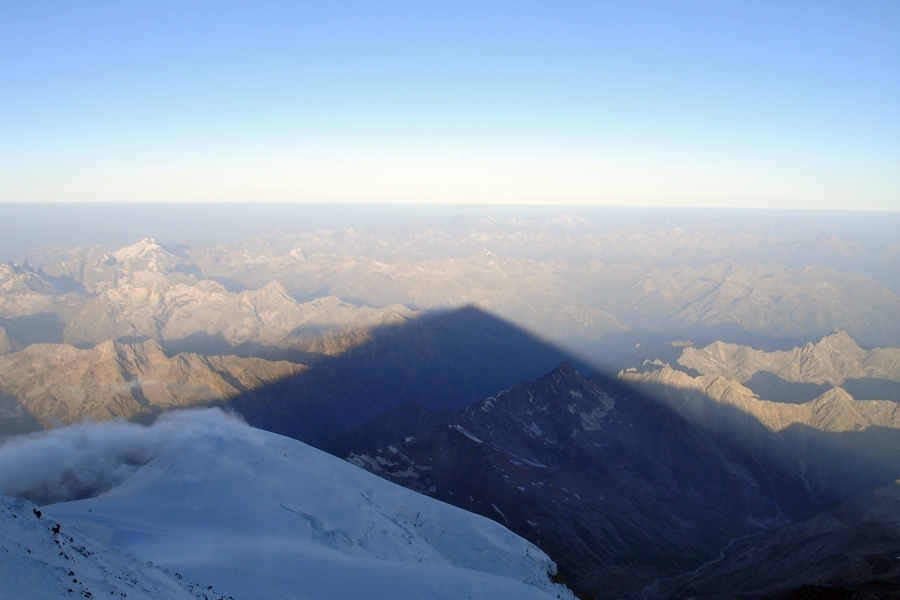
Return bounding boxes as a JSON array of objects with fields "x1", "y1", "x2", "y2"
[{"x1": 223, "y1": 305, "x2": 601, "y2": 447}]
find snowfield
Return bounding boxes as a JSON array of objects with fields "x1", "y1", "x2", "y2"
[
  {"x1": 0, "y1": 409, "x2": 574, "y2": 600},
  {"x1": 0, "y1": 493, "x2": 226, "y2": 600}
]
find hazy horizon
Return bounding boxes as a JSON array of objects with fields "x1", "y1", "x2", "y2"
[{"x1": 1, "y1": 202, "x2": 898, "y2": 263}]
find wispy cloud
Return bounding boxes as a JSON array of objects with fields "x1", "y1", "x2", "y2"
[{"x1": 0, "y1": 408, "x2": 246, "y2": 505}]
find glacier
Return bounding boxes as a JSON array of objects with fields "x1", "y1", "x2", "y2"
[{"x1": 0, "y1": 409, "x2": 574, "y2": 600}]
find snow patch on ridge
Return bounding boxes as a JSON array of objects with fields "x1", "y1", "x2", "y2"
[{"x1": 453, "y1": 424, "x2": 484, "y2": 443}]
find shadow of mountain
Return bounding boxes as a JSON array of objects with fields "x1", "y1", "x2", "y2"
[
  {"x1": 35, "y1": 271, "x2": 86, "y2": 295},
  {"x1": 843, "y1": 377, "x2": 900, "y2": 403},
  {"x1": 744, "y1": 371, "x2": 832, "y2": 404},
  {"x1": 620, "y1": 378, "x2": 900, "y2": 506},
  {"x1": 222, "y1": 305, "x2": 597, "y2": 447},
  {"x1": 664, "y1": 481, "x2": 900, "y2": 600},
  {"x1": 1, "y1": 299, "x2": 896, "y2": 599},
  {"x1": 172, "y1": 263, "x2": 204, "y2": 280},
  {"x1": 160, "y1": 332, "x2": 318, "y2": 364},
  {"x1": 0, "y1": 312, "x2": 65, "y2": 349},
  {"x1": 342, "y1": 361, "x2": 900, "y2": 599},
  {"x1": 0, "y1": 394, "x2": 43, "y2": 440},
  {"x1": 323, "y1": 402, "x2": 457, "y2": 457},
  {"x1": 207, "y1": 276, "x2": 249, "y2": 293}
]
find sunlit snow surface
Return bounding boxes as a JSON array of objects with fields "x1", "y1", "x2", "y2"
[
  {"x1": 0, "y1": 494, "x2": 220, "y2": 600},
  {"x1": 2, "y1": 409, "x2": 573, "y2": 600}
]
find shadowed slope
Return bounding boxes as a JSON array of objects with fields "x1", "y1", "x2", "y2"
[
  {"x1": 351, "y1": 363, "x2": 900, "y2": 599},
  {"x1": 666, "y1": 481, "x2": 900, "y2": 599},
  {"x1": 226, "y1": 305, "x2": 595, "y2": 447}
]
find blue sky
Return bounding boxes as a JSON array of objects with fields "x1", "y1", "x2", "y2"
[{"x1": 1, "y1": 1, "x2": 898, "y2": 208}]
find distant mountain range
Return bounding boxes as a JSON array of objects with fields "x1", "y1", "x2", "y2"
[
  {"x1": 0, "y1": 338, "x2": 302, "y2": 435},
  {"x1": 4, "y1": 219, "x2": 900, "y2": 356},
  {"x1": 1, "y1": 238, "x2": 418, "y2": 357},
  {"x1": 675, "y1": 330, "x2": 900, "y2": 402}
]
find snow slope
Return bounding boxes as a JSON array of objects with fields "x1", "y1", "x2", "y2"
[
  {"x1": 0, "y1": 409, "x2": 573, "y2": 600},
  {"x1": 0, "y1": 494, "x2": 229, "y2": 600}
]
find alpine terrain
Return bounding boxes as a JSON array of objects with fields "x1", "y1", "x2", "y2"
[{"x1": 1, "y1": 210, "x2": 898, "y2": 599}]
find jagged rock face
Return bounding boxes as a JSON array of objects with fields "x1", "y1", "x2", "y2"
[
  {"x1": 678, "y1": 330, "x2": 900, "y2": 387},
  {"x1": 0, "y1": 339, "x2": 302, "y2": 429},
  {"x1": 620, "y1": 363, "x2": 900, "y2": 433},
  {"x1": 0, "y1": 325, "x2": 9, "y2": 355},
  {"x1": 0, "y1": 262, "x2": 56, "y2": 296},
  {"x1": 351, "y1": 364, "x2": 815, "y2": 598}
]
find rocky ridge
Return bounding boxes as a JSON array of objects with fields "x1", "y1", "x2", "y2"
[
  {"x1": 678, "y1": 330, "x2": 900, "y2": 387},
  {"x1": 0, "y1": 339, "x2": 302, "y2": 432},
  {"x1": 618, "y1": 334, "x2": 900, "y2": 504}
]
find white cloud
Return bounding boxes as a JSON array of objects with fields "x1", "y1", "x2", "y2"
[{"x1": 0, "y1": 408, "x2": 246, "y2": 505}]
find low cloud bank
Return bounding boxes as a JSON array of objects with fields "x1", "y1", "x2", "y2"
[{"x1": 0, "y1": 408, "x2": 246, "y2": 505}]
